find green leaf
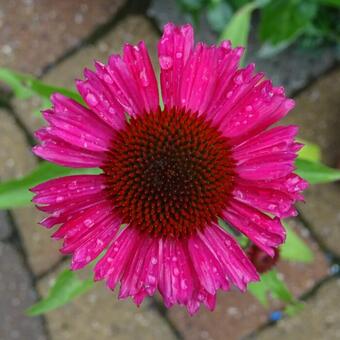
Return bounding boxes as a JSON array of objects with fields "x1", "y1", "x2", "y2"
[
  {"x1": 218, "y1": 1, "x2": 257, "y2": 48},
  {"x1": 26, "y1": 269, "x2": 93, "y2": 316},
  {"x1": 249, "y1": 269, "x2": 296, "y2": 306},
  {"x1": 0, "y1": 162, "x2": 100, "y2": 209},
  {"x1": 0, "y1": 67, "x2": 83, "y2": 104},
  {"x1": 259, "y1": 0, "x2": 318, "y2": 46},
  {"x1": 0, "y1": 68, "x2": 33, "y2": 99},
  {"x1": 297, "y1": 139, "x2": 321, "y2": 162},
  {"x1": 318, "y1": 0, "x2": 340, "y2": 6},
  {"x1": 280, "y1": 224, "x2": 314, "y2": 263},
  {"x1": 295, "y1": 158, "x2": 340, "y2": 184}
]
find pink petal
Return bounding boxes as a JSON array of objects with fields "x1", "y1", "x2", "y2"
[
  {"x1": 188, "y1": 233, "x2": 229, "y2": 294},
  {"x1": 70, "y1": 213, "x2": 121, "y2": 270},
  {"x1": 198, "y1": 223, "x2": 259, "y2": 291},
  {"x1": 217, "y1": 81, "x2": 295, "y2": 143},
  {"x1": 123, "y1": 41, "x2": 159, "y2": 113},
  {"x1": 233, "y1": 182, "x2": 298, "y2": 218},
  {"x1": 32, "y1": 174, "x2": 107, "y2": 205},
  {"x1": 76, "y1": 68, "x2": 126, "y2": 131},
  {"x1": 233, "y1": 125, "x2": 299, "y2": 160},
  {"x1": 158, "y1": 23, "x2": 194, "y2": 109},
  {"x1": 40, "y1": 94, "x2": 114, "y2": 152},
  {"x1": 222, "y1": 199, "x2": 286, "y2": 256},
  {"x1": 33, "y1": 129, "x2": 104, "y2": 168},
  {"x1": 158, "y1": 238, "x2": 196, "y2": 308},
  {"x1": 52, "y1": 201, "x2": 112, "y2": 241},
  {"x1": 94, "y1": 226, "x2": 142, "y2": 290}
]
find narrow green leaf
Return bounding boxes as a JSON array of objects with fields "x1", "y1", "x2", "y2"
[
  {"x1": 249, "y1": 269, "x2": 296, "y2": 306},
  {"x1": 26, "y1": 270, "x2": 93, "y2": 316},
  {"x1": 0, "y1": 162, "x2": 100, "y2": 209},
  {"x1": 295, "y1": 158, "x2": 340, "y2": 184},
  {"x1": 280, "y1": 224, "x2": 314, "y2": 263},
  {"x1": 0, "y1": 67, "x2": 83, "y2": 104},
  {"x1": 297, "y1": 139, "x2": 321, "y2": 162},
  {"x1": 218, "y1": 0, "x2": 269, "y2": 48},
  {"x1": 218, "y1": 1, "x2": 256, "y2": 48},
  {"x1": 0, "y1": 68, "x2": 33, "y2": 99}
]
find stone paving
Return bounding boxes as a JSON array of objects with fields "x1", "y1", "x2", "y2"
[{"x1": 0, "y1": 1, "x2": 339, "y2": 339}]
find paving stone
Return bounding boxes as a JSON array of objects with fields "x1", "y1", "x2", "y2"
[
  {"x1": 12, "y1": 207, "x2": 64, "y2": 276},
  {"x1": 0, "y1": 108, "x2": 62, "y2": 274},
  {"x1": 283, "y1": 68, "x2": 340, "y2": 256},
  {"x1": 0, "y1": 109, "x2": 35, "y2": 180},
  {"x1": 167, "y1": 219, "x2": 328, "y2": 340},
  {"x1": 0, "y1": 210, "x2": 11, "y2": 240},
  {"x1": 148, "y1": 0, "x2": 340, "y2": 96},
  {"x1": 37, "y1": 263, "x2": 177, "y2": 340},
  {"x1": 13, "y1": 15, "x2": 160, "y2": 134},
  {"x1": 0, "y1": 0, "x2": 126, "y2": 75},
  {"x1": 253, "y1": 278, "x2": 340, "y2": 340},
  {"x1": 0, "y1": 242, "x2": 47, "y2": 340}
]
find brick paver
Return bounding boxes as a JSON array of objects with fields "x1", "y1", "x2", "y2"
[
  {"x1": 253, "y1": 279, "x2": 340, "y2": 340},
  {"x1": 0, "y1": 0, "x2": 126, "y2": 75},
  {"x1": 13, "y1": 15, "x2": 160, "y2": 135},
  {"x1": 0, "y1": 242, "x2": 47, "y2": 340},
  {"x1": 37, "y1": 263, "x2": 178, "y2": 340}
]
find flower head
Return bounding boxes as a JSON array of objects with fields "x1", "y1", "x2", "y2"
[{"x1": 32, "y1": 23, "x2": 307, "y2": 315}]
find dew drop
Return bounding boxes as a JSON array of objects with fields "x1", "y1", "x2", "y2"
[
  {"x1": 159, "y1": 55, "x2": 173, "y2": 70},
  {"x1": 175, "y1": 52, "x2": 183, "y2": 59},
  {"x1": 139, "y1": 69, "x2": 149, "y2": 87},
  {"x1": 180, "y1": 279, "x2": 188, "y2": 290},
  {"x1": 103, "y1": 74, "x2": 113, "y2": 84},
  {"x1": 148, "y1": 275, "x2": 156, "y2": 284},
  {"x1": 56, "y1": 196, "x2": 64, "y2": 203},
  {"x1": 173, "y1": 268, "x2": 180, "y2": 276},
  {"x1": 151, "y1": 257, "x2": 158, "y2": 265},
  {"x1": 86, "y1": 93, "x2": 98, "y2": 106},
  {"x1": 84, "y1": 219, "x2": 93, "y2": 227}
]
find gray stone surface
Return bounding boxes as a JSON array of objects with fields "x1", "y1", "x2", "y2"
[
  {"x1": 0, "y1": 0, "x2": 126, "y2": 75},
  {"x1": 37, "y1": 264, "x2": 177, "y2": 340},
  {"x1": 0, "y1": 211, "x2": 11, "y2": 240},
  {"x1": 0, "y1": 109, "x2": 35, "y2": 180},
  {"x1": 12, "y1": 207, "x2": 63, "y2": 276},
  {"x1": 13, "y1": 15, "x2": 160, "y2": 134},
  {"x1": 283, "y1": 68, "x2": 340, "y2": 256},
  {"x1": 0, "y1": 242, "x2": 47, "y2": 340},
  {"x1": 253, "y1": 279, "x2": 340, "y2": 340},
  {"x1": 148, "y1": 0, "x2": 340, "y2": 95}
]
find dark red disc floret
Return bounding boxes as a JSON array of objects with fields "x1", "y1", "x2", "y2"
[{"x1": 102, "y1": 107, "x2": 236, "y2": 239}]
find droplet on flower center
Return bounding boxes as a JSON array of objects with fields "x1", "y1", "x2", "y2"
[{"x1": 102, "y1": 108, "x2": 236, "y2": 239}]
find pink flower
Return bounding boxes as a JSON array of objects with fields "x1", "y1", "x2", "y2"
[{"x1": 31, "y1": 23, "x2": 307, "y2": 315}]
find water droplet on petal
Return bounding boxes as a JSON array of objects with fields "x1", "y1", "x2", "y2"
[
  {"x1": 103, "y1": 74, "x2": 113, "y2": 84},
  {"x1": 86, "y1": 93, "x2": 98, "y2": 106},
  {"x1": 151, "y1": 257, "x2": 158, "y2": 265},
  {"x1": 139, "y1": 69, "x2": 149, "y2": 87},
  {"x1": 173, "y1": 268, "x2": 180, "y2": 276},
  {"x1": 159, "y1": 55, "x2": 173, "y2": 70},
  {"x1": 180, "y1": 279, "x2": 188, "y2": 290},
  {"x1": 56, "y1": 196, "x2": 64, "y2": 203},
  {"x1": 148, "y1": 275, "x2": 156, "y2": 284},
  {"x1": 175, "y1": 52, "x2": 183, "y2": 59}
]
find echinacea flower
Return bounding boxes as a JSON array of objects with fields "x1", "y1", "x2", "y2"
[{"x1": 32, "y1": 23, "x2": 307, "y2": 315}]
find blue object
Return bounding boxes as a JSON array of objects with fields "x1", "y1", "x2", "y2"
[{"x1": 269, "y1": 310, "x2": 282, "y2": 322}]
